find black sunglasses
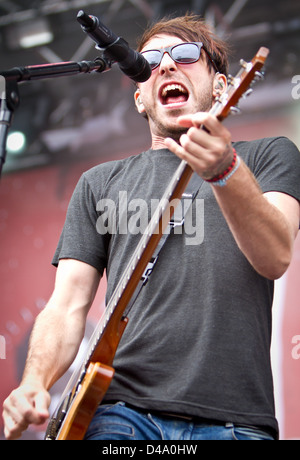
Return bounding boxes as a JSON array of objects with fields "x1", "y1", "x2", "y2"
[{"x1": 141, "y1": 42, "x2": 219, "y2": 73}]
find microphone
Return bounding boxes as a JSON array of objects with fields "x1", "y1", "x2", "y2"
[{"x1": 77, "y1": 10, "x2": 151, "y2": 83}]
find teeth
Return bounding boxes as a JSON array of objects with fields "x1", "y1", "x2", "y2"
[{"x1": 161, "y1": 84, "x2": 187, "y2": 98}]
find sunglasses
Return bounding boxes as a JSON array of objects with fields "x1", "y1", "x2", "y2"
[{"x1": 141, "y1": 42, "x2": 219, "y2": 73}]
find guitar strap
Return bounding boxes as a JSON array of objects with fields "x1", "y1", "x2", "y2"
[{"x1": 123, "y1": 172, "x2": 204, "y2": 317}]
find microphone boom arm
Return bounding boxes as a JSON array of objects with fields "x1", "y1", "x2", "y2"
[
  {"x1": 0, "y1": 57, "x2": 111, "y2": 84},
  {"x1": 0, "y1": 56, "x2": 111, "y2": 178}
]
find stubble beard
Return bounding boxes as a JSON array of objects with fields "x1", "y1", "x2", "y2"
[{"x1": 150, "y1": 115, "x2": 189, "y2": 141}]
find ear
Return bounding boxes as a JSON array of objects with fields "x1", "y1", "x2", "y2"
[
  {"x1": 134, "y1": 89, "x2": 146, "y2": 114},
  {"x1": 212, "y1": 73, "x2": 227, "y2": 99}
]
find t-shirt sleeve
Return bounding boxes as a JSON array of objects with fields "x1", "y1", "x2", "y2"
[
  {"x1": 52, "y1": 173, "x2": 109, "y2": 274},
  {"x1": 252, "y1": 136, "x2": 300, "y2": 201}
]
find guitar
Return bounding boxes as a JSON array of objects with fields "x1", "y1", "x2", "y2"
[{"x1": 45, "y1": 46, "x2": 269, "y2": 440}]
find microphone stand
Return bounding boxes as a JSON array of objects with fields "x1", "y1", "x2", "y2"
[{"x1": 0, "y1": 56, "x2": 111, "y2": 178}]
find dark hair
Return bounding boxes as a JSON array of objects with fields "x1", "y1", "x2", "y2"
[{"x1": 137, "y1": 14, "x2": 229, "y2": 76}]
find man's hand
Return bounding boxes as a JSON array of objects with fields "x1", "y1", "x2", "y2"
[
  {"x1": 3, "y1": 383, "x2": 50, "y2": 440},
  {"x1": 165, "y1": 112, "x2": 300, "y2": 280},
  {"x1": 165, "y1": 112, "x2": 234, "y2": 180}
]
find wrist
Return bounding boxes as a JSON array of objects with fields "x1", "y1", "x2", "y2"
[
  {"x1": 21, "y1": 374, "x2": 47, "y2": 390},
  {"x1": 206, "y1": 149, "x2": 240, "y2": 187},
  {"x1": 21, "y1": 365, "x2": 53, "y2": 390}
]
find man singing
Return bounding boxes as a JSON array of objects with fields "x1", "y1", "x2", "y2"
[{"x1": 3, "y1": 14, "x2": 300, "y2": 440}]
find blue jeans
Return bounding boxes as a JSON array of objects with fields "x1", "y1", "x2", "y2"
[{"x1": 84, "y1": 402, "x2": 275, "y2": 440}]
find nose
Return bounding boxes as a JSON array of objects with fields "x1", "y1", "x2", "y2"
[{"x1": 159, "y1": 51, "x2": 177, "y2": 74}]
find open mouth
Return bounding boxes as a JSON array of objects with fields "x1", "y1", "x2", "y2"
[{"x1": 159, "y1": 83, "x2": 189, "y2": 106}]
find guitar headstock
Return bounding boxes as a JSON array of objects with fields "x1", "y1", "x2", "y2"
[{"x1": 215, "y1": 47, "x2": 270, "y2": 121}]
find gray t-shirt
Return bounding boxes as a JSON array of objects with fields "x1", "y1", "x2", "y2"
[{"x1": 53, "y1": 136, "x2": 300, "y2": 437}]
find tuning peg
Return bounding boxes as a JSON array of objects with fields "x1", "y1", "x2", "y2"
[
  {"x1": 239, "y1": 59, "x2": 249, "y2": 69},
  {"x1": 230, "y1": 106, "x2": 241, "y2": 115},
  {"x1": 227, "y1": 74, "x2": 235, "y2": 86},
  {"x1": 254, "y1": 71, "x2": 265, "y2": 81},
  {"x1": 242, "y1": 88, "x2": 254, "y2": 98}
]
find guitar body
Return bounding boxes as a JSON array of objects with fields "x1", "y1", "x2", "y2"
[
  {"x1": 45, "y1": 46, "x2": 269, "y2": 440},
  {"x1": 57, "y1": 362, "x2": 114, "y2": 440},
  {"x1": 46, "y1": 317, "x2": 128, "y2": 440}
]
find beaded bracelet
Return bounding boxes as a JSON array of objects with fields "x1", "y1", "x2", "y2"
[
  {"x1": 210, "y1": 156, "x2": 241, "y2": 187},
  {"x1": 206, "y1": 149, "x2": 240, "y2": 187}
]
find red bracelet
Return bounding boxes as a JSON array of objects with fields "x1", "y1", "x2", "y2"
[{"x1": 206, "y1": 149, "x2": 237, "y2": 183}]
